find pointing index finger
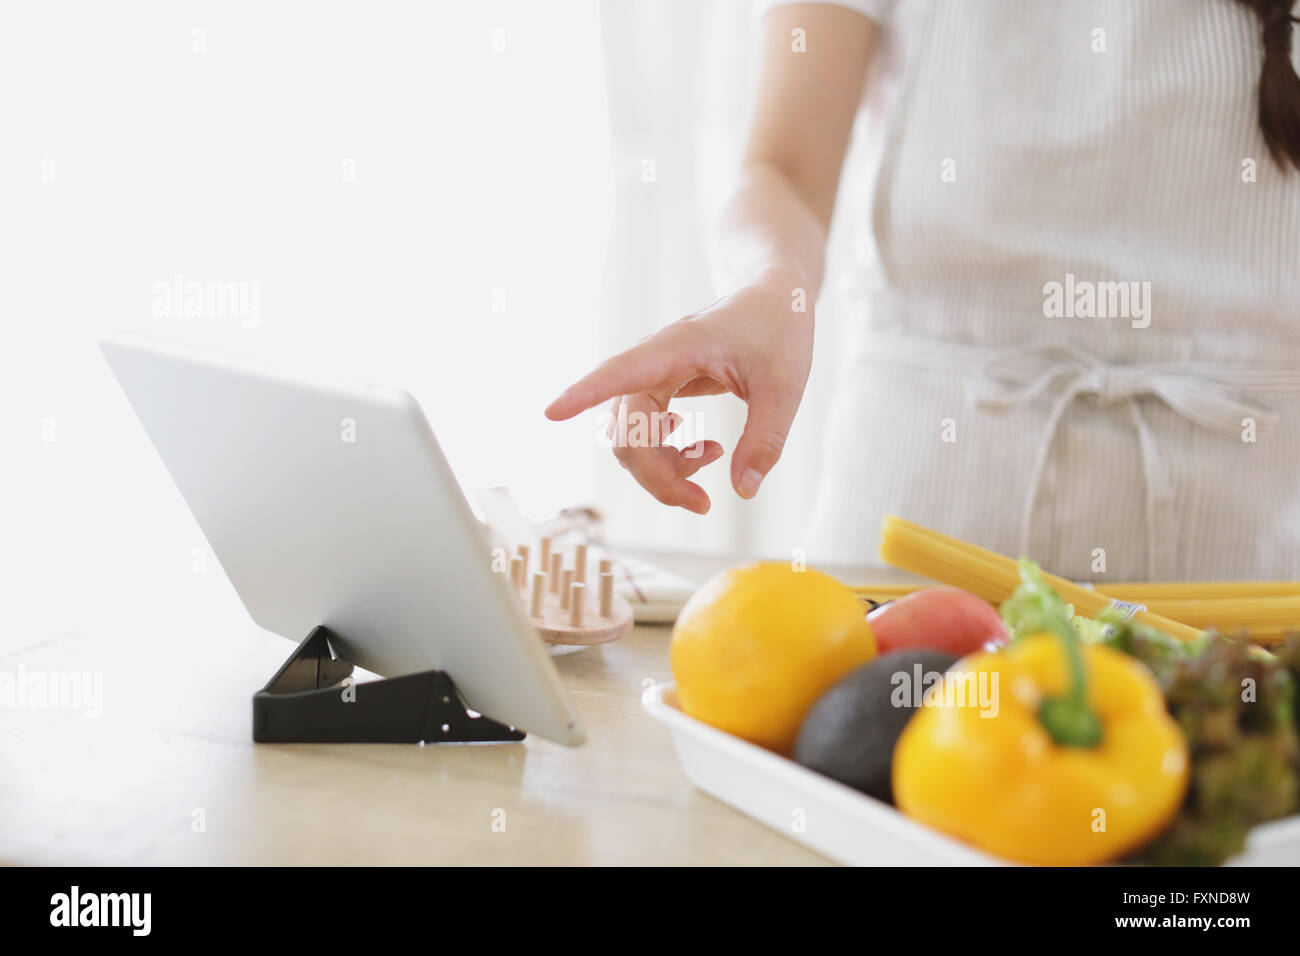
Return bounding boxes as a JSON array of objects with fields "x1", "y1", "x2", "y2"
[{"x1": 544, "y1": 327, "x2": 698, "y2": 420}]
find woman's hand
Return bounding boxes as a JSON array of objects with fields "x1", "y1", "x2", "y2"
[
  {"x1": 547, "y1": 3, "x2": 875, "y2": 515},
  {"x1": 545, "y1": 270, "x2": 813, "y2": 514}
]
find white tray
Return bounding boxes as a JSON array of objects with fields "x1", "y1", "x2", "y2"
[{"x1": 643, "y1": 682, "x2": 1300, "y2": 866}]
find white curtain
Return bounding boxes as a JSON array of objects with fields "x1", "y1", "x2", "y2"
[{"x1": 594, "y1": 0, "x2": 886, "y2": 560}]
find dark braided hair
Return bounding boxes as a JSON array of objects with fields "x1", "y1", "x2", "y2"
[{"x1": 1234, "y1": 0, "x2": 1300, "y2": 170}]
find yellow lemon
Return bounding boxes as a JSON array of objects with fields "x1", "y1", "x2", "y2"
[{"x1": 671, "y1": 562, "x2": 876, "y2": 753}]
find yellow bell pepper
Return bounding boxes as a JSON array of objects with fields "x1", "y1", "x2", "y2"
[{"x1": 892, "y1": 632, "x2": 1189, "y2": 866}]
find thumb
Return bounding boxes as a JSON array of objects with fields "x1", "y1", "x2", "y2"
[{"x1": 732, "y1": 378, "x2": 803, "y2": 499}]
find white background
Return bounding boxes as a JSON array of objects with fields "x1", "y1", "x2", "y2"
[
  {"x1": 1, "y1": 1, "x2": 879, "y2": 666},
  {"x1": 2, "y1": 2, "x2": 621, "y2": 650}
]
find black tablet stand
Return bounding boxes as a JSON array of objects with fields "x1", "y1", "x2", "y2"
[{"x1": 252, "y1": 625, "x2": 526, "y2": 744}]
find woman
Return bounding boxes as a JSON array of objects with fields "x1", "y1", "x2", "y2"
[{"x1": 547, "y1": 0, "x2": 1300, "y2": 581}]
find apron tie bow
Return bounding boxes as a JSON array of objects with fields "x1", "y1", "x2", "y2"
[{"x1": 969, "y1": 344, "x2": 1278, "y2": 577}]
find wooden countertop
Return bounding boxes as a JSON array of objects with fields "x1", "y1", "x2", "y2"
[
  {"x1": 0, "y1": 549, "x2": 921, "y2": 865},
  {"x1": 0, "y1": 621, "x2": 832, "y2": 865}
]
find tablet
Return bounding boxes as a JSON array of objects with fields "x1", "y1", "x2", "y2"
[{"x1": 100, "y1": 333, "x2": 585, "y2": 746}]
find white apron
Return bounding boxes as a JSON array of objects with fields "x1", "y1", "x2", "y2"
[{"x1": 792, "y1": 0, "x2": 1300, "y2": 580}]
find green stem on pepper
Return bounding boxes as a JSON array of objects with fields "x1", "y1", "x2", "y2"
[{"x1": 1000, "y1": 559, "x2": 1103, "y2": 747}]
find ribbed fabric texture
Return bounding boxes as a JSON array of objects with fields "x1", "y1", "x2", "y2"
[
  {"x1": 764, "y1": 0, "x2": 1300, "y2": 580},
  {"x1": 754, "y1": 0, "x2": 897, "y2": 22}
]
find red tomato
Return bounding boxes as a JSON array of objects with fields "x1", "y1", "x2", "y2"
[{"x1": 867, "y1": 587, "x2": 1009, "y2": 656}]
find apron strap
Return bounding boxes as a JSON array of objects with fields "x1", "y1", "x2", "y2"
[{"x1": 968, "y1": 344, "x2": 1280, "y2": 578}]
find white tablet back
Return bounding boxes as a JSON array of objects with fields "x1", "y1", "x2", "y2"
[{"x1": 101, "y1": 334, "x2": 584, "y2": 746}]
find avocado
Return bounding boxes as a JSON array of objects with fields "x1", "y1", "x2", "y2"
[{"x1": 794, "y1": 648, "x2": 959, "y2": 803}]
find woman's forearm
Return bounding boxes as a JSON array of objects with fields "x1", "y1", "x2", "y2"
[
  {"x1": 715, "y1": 161, "x2": 830, "y2": 297},
  {"x1": 714, "y1": 5, "x2": 877, "y2": 299},
  {"x1": 548, "y1": 5, "x2": 876, "y2": 510}
]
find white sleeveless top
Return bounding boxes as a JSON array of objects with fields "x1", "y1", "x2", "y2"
[{"x1": 763, "y1": 0, "x2": 1300, "y2": 580}]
